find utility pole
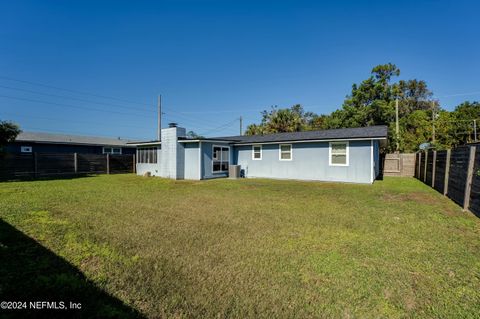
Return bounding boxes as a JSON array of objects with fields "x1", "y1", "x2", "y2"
[
  {"x1": 239, "y1": 116, "x2": 243, "y2": 136},
  {"x1": 395, "y1": 98, "x2": 400, "y2": 152},
  {"x1": 474, "y1": 119, "x2": 478, "y2": 142},
  {"x1": 157, "y1": 94, "x2": 162, "y2": 141},
  {"x1": 431, "y1": 100, "x2": 436, "y2": 145}
]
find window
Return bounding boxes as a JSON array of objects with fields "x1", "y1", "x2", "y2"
[
  {"x1": 137, "y1": 147, "x2": 158, "y2": 164},
  {"x1": 252, "y1": 145, "x2": 262, "y2": 160},
  {"x1": 329, "y1": 142, "x2": 349, "y2": 166},
  {"x1": 20, "y1": 146, "x2": 32, "y2": 153},
  {"x1": 279, "y1": 144, "x2": 292, "y2": 161},
  {"x1": 212, "y1": 145, "x2": 229, "y2": 172},
  {"x1": 103, "y1": 147, "x2": 122, "y2": 155}
]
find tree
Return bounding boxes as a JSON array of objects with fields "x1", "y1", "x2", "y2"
[
  {"x1": 244, "y1": 123, "x2": 265, "y2": 135},
  {"x1": 323, "y1": 63, "x2": 438, "y2": 152},
  {"x1": 186, "y1": 130, "x2": 204, "y2": 139},
  {"x1": 245, "y1": 105, "x2": 310, "y2": 135},
  {"x1": 394, "y1": 79, "x2": 433, "y2": 116},
  {"x1": 244, "y1": 64, "x2": 478, "y2": 153},
  {"x1": 0, "y1": 120, "x2": 21, "y2": 153},
  {"x1": 450, "y1": 101, "x2": 480, "y2": 144},
  {"x1": 398, "y1": 110, "x2": 432, "y2": 152}
]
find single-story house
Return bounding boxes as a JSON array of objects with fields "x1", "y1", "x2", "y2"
[
  {"x1": 6, "y1": 132, "x2": 136, "y2": 155},
  {"x1": 131, "y1": 124, "x2": 387, "y2": 184}
]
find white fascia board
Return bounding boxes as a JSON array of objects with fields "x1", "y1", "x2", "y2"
[
  {"x1": 233, "y1": 137, "x2": 386, "y2": 146},
  {"x1": 178, "y1": 140, "x2": 200, "y2": 143},
  {"x1": 17, "y1": 140, "x2": 133, "y2": 147},
  {"x1": 179, "y1": 139, "x2": 235, "y2": 144},
  {"x1": 130, "y1": 142, "x2": 162, "y2": 146}
]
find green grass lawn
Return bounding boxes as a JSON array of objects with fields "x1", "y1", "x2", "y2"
[{"x1": 0, "y1": 175, "x2": 479, "y2": 318}]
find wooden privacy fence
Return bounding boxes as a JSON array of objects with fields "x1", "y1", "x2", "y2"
[
  {"x1": 0, "y1": 153, "x2": 135, "y2": 179},
  {"x1": 415, "y1": 145, "x2": 480, "y2": 217},
  {"x1": 383, "y1": 153, "x2": 416, "y2": 177}
]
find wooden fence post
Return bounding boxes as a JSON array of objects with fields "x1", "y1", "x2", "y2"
[
  {"x1": 417, "y1": 152, "x2": 422, "y2": 179},
  {"x1": 106, "y1": 153, "x2": 110, "y2": 174},
  {"x1": 463, "y1": 146, "x2": 476, "y2": 211},
  {"x1": 133, "y1": 154, "x2": 136, "y2": 173},
  {"x1": 444, "y1": 149, "x2": 451, "y2": 196},
  {"x1": 423, "y1": 151, "x2": 428, "y2": 183},
  {"x1": 414, "y1": 153, "x2": 418, "y2": 178},
  {"x1": 74, "y1": 153, "x2": 78, "y2": 173},
  {"x1": 432, "y1": 150, "x2": 437, "y2": 188}
]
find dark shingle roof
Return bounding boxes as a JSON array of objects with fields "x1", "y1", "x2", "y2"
[
  {"x1": 16, "y1": 131, "x2": 135, "y2": 147},
  {"x1": 212, "y1": 125, "x2": 388, "y2": 144}
]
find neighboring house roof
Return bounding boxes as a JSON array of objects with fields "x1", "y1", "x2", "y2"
[
  {"x1": 212, "y1": 125, "x2": 388, "y2": 144},
  {"x1": 15, "y1": 131, "x2": 135, "y2": 147}
]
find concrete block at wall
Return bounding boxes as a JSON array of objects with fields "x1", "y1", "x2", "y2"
[{"x1": 160, "y1": 126, "x2": 186, "y2": 179}]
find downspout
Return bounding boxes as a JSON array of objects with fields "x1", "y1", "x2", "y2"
[
  {"x1": 198, "y1": 142, "x2": 202, "y2": 180},
  {"x1": 371, "y1": 140, "x2": 374, "y2": 183}
]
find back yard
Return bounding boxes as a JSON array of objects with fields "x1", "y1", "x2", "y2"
[{"x1": 0, "y1": 175, "x2": 479, "y2": 318}]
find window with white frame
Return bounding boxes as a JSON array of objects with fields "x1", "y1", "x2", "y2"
[
  {"x1": 279, "y1": 144, "x2": 292, "y2": 160},
  {"x1": 252, "y1": 145, "x2": 262, "y2": 160},
  {"x1": 329, "y1": 142, "x2": 349, "y2": 166},
  {"x1": 103, "y1": 147, "x2": 122, "y2": 155},
  {"x1": 212, "y1": 145, "x2": 229, "y2": 172},
  {"x1": 137, "y1": 147, "x2": 158, "y2": 164},
  {"x1": 20, "y1": 146, "x2": 32, "y2": 153}
]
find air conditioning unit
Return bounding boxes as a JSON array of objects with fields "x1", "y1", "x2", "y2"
[{"x1": 229, "y1": 165, "x2": 241, "y2": 179}]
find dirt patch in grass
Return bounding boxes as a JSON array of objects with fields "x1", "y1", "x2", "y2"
[{"x1": 382, "y1": 191, "x2": 463, "y2": 217}]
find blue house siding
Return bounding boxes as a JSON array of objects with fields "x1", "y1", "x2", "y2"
[
  {"x1": 200, "y1": 141, "x2": 232, "y2": 179},
  {"x1": 184, "y1": 142, "x2": 200, "y2": 180},
  {"x1": 235, "y1": 140, "x2": 373, "y2": 183},
  {"x1": 133, "y1": 126, "x2": 386, "y2": 183}
]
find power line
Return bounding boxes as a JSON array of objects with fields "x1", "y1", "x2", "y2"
[
  {"x1": 0, "y1": 94, "x2": 153, "y2": 118},
  {"x1": 0, "y1": 111, "x2": 152, "y2": 130},
  {"x1": 0, "y1": 84, "x2": 156, "y2": 113},
  {"x1": 0, "y1": 75, "x2": 155, "y2": 108},
  {"x1": 153, "y1": 108, "x2": 224, "y2": 128},
  {"x1": 0, "y1": 78, "x2": 223, "y2": 125},
  {"x1": 18, "y1": 126, "x2": 145, "y2": 140},
  {"x1": 437, "y1": 91, "x2": 480, "y2": 98},
  {"x1": 0, "y1": 76, "x2": 337, "y2": 123},
  {"x1": 199, "y1": 118, "x2": 239, "y2": 136},
  {"x1": 4, "y1": 75, "x2": 479, "y2": 120},
  {"x1": 0, "y1": 76, "x2": 331, "y2": 115}
]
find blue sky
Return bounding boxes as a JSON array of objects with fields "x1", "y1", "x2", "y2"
[{"x1": 1, "y1": 0, "x2": 479, "y2": 140}]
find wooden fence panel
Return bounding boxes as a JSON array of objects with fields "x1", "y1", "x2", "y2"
[
  {"x1": 469, "y1": 147, "x2": 480, "y2": 217},
  {"x1": 425, "y1": 150, "x2": 434, "y2": 186},
  {"x1": 76, "y1": 154, "x2": 107, "y2": 174},
  {"x1": 0, "y1": 154, "x2": 35, "y2": 179},
  {"x1": 433, "y1": 150, "x2": 447, "y2": 194},
  {"x1": 37, "y1": 153, "x2": 75, "y2": 176},
  {"x1": 384, "y1": 153, "x2": 416, "y2": 177},
  {"x1": 0, "y1": 153, "x2": 134, "y2": 180},
  {"x1": 109, "y1": 155, "x2": 134, "y2": 173},
  {"x1": 447, "y1": 146, "x2": 470, "y2": 207}
]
